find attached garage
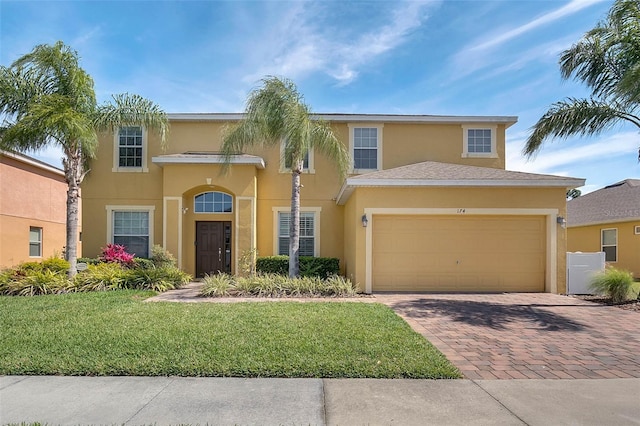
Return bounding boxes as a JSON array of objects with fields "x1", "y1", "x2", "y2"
[
  {"x1": 372, "y1": 214, "x2": 546, "y2": 292},
  {"x1": 337, "y1": 161, "x2": 585, "y2": 294}
]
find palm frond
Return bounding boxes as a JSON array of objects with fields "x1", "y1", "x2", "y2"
[
  {"x1": 524, "y1": 98, "x2": 640, "y2": 157},
  {"x1": 310, "y1": 120, "x2": 350, "y2": 179},
  {"x1": 94, "y1": 93, "x2": 168, "y2": 147}
]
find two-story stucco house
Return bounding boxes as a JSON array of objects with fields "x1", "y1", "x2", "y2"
[
  {"x1": 81, "y1": 113, "x2": 584, "y2": 293},
  {"x1": 1, "y1": 151, "x2": 74, "y2": 268}
]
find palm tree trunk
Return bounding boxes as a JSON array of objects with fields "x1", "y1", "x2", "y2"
[
  {"x1": 66, "y1": 182, "x2": 79, "y2": 278},
  {"x1": 64, "y1": 146, "x2": 82, "y2": 278},
  {"x1": 289, "y1": 161, "x2": 302, "y2": 277}
]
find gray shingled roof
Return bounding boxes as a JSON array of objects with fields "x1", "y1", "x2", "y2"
[
  {"x1": 337, "y1": 161, "x2": 585, "y2": 205},
  {"x1": 350, "y1": 161, "x2": 583, "y2": 182},
  {"x1": 567, "y1": 179, "x2": 640, "y2": 227}
]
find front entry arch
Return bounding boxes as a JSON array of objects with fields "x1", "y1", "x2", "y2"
[{"x1": 196, "y1": 221, "x2": 231, "y2": 277}]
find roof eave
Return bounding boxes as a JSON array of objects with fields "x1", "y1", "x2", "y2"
[
  {"x1": 151, "y1": 156, "x2": 265, "y2": 169},
  {"x1": 336, "y1": 177, "x2": 586, "y2": 205},
  {"x1": 1, "y1": 150, "x2": 65, "y2": 177},
  {"x1": 568, "y1": 216, "x2": 640, "y2": 228},
  {"x1": 166, "y1": 113, "x2": 518, "y2": 127}
]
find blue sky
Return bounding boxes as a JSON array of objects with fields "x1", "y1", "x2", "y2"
[{"x1": 1, "y1": 0, "x2": 638, "y2": 193}]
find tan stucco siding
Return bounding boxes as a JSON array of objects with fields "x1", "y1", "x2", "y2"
[
  {"x1": 379, "y1": 123, "x2": 506, "y2": 170},
  {"x1": 568, "y1": 221, "x2": 640, "y2": 278},
  {"x1": 1, "y1": 155, "x2": 70, "y2": 267},
  {"x1": 343, "y1": 186, "x2": 568, "y2": 293},
  {"x1": 82, "y1": 117, "x2": 528, "y2": 283}
]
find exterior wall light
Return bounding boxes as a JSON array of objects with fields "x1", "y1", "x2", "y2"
[
  {"x1": 362, "y1": 214, "x2": 368, "y2": 227},
  {"x1": 557, "y1": 216, "x2": 566, "y2": 228}
]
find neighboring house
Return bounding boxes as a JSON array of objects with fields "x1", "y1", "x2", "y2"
[
  {"x1": 82, "y1": 113, "x2": 584, "y2": 293},
  {"x1": 0, "y1": 151, "x2": 76, "y2": 268},
  {"x1": 567, "y1": 179, "x2": 640, "y2": 278}
]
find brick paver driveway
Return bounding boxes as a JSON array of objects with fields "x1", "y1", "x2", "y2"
[{"x1": 375, "y1": 293, "x2": 640, "y2": 380}]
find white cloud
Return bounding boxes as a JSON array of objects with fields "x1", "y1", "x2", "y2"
[
  {"x1": 242, "y1": 1, "x2": 437, "y2": 85},
  {"x1": 450, "y1": 0, "x2": 603, "y2": 80},
  {"x1": 469, "y1": 0, "x2": 603, "y2": 53},
  {"x1": 506, "y1": 131, "x2": 639, "y2": 174}
]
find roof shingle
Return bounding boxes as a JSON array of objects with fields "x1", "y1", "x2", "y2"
[{"x1": 568, "y1": 179, "x2": 640, "y2": 226}]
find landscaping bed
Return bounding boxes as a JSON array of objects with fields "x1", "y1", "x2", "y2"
[{"x1": 572, "y1": 295, "x2": 640, "y2": 312}]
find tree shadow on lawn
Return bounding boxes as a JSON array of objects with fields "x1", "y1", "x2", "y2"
[{"x1": 387, "y1": 298, "x2": 588, "y2": 331}]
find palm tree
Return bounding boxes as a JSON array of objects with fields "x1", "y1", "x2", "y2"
[
  {"x1": 0, "y1": 41, "x2": 168, "y2": 277},
  {"x1": 524, "y1": 0, "x2": 640, "y2": 159},
  {"x1": 221, "y1": 76, "x2": 350, "y2": 277}
]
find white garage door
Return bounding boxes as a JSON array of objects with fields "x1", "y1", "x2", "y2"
[{"x1": 372, "y1": 215, "x2": 546, "y2": 292}]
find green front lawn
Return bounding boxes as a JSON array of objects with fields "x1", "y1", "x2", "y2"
[{"x1": 0, "y1": 291, "x2": 460, "y2": 378}]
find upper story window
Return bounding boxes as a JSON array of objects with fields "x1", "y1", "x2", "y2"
[
  {"x1": 113, "y1": 126, "x2": 148, "y2": 172},
  {"x1": 280, "y1": 140, "x2": 314, "y2": 173},
  {"x1": 195, "y1": 192, "x2": 233, "y2": 213},
  {"x1": 349, "y1": 124, "x2": 383, "y2": 173},
  {"x1": 462, "y1": 125, "x2": 497, "y2": 158}
]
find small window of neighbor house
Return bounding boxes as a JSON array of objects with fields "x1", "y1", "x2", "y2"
[
  {"x1": 601, "y1": 228, "x2": 617, "y2": 262},
  {"x1": 29, "y1": 227, "x2": 42, "y2": 257},
  {"x1": 635, "y1": 225, "x2": 640, "y2": 235}
]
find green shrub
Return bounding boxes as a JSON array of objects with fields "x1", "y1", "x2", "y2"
[
  {"x1": 0, "y1": 268, "x2": 11, "y2": 294},
  {"x1": 323, "y1": 275, "x2": 358, "y2": 296},
  {"x1": 201, "y1": 273, "x2": 235, "y2": 297},
  {"x1": 40, "y1": 256, "x2": 70, "y2": 273},
  {"x1": 15, "y1": 261, "x2": 44, "y2": 274},
  {"x1": 4, "y1": 269, "x2": 70, "y2": 296},
  {"x1": 199, "y1": 273, "x2": 356, "y2": 298},
  {"x1": 73, "y1": 262, "x2": 128, "y2": 292},
  {"x1": 150, "y1": 245, "x2": 177, "y2": 268},
  {"x1": 132, "y1": 257, "x2": 155, "y2": 270},
  {"x1": 127, "y1": 266, "x2": 191, "y2": 292},
  {"x1": 77, "y1": 257, "x2": 101, "y2": 265},
  {"x1": 590, "y1": 267, "x2": 635, "y2": 303},
  {"x1": 256, "y1": 256, "x2": 340, "y2": 278}
]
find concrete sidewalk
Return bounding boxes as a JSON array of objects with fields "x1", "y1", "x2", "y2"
[{"x1": 2, "y1": 376, "x2": 639, "y2": 425}]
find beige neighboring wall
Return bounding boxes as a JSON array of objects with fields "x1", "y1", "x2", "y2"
[
  {"x1": 568, "y1": 221, "x2": 640, "y2": 278},
  {"x1": 0, "y1": 152, "x2": 75, "y2": 268}
]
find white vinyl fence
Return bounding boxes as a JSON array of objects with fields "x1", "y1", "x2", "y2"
[{"x1": 566, "y1": 252, "x2": 605, "y2": 295}]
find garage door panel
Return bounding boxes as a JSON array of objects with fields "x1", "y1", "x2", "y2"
[{"x1": 372, "y1": 215, "x2": 546, "y2": 292}]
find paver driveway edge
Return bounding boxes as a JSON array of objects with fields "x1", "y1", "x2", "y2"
[{"x1": 375, "y1": 293, "x2": 640, "y2": 379}]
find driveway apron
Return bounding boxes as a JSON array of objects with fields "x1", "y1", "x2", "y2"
[{"x1": 375, "y1": 293, "x2": 640, "y2": 380}]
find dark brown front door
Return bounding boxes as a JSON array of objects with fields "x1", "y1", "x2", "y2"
[{"x1": 196, "y1": 221, "x2": 231, "y2": 277}]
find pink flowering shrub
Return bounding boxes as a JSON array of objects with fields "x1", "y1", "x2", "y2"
[{"x1": 99, "y1": 244, "x2": 135, "y2": 266}]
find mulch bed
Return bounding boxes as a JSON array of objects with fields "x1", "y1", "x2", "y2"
[{"x1": 572, "y1": 295, "x2": 640, "y2": 312}]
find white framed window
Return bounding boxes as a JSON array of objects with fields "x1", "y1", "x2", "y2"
[
  {"x1": 194, "y1": 191, "x2": 233, "y2": 213},
  {"x1": 634, "y1": 225, "x2": 640, "y2": 235},
  {"x1": 272, "y1": 207, "x2": 321, "y2": 257},
  {"x1": 349, "y1": 124, "x2": 383, "y2": 173},
  {"x1": 106, "y1": 205, "x2": 155, "y2": 258},
  {"x1": 112, "y1": 126, "x2": 148, "y2": 172},
  {"x1": 280, "y1": 141, "x2": 314, "y2": 173},
  {"x1": 462, "y1": 125, "x2": 497, "y2": 158},
  {"x1": 601, "y1": 228, "x2": 617, "y2": 262},
  {"x1": 29, "y1": 227, "x2": 42, "y2": 257}
]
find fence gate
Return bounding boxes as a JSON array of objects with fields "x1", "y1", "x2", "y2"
[{"x1": 566, "y1": 252, "x2": 605, "y2": 295}]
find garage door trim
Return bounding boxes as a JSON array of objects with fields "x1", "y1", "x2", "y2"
[{"x1": 364, "y1": 208, "x2": 559, "y2": 293}]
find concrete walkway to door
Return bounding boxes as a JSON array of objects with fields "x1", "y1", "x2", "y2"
[{"x1": 375, "y1": 293, "x2": 640, "y2": 380}]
